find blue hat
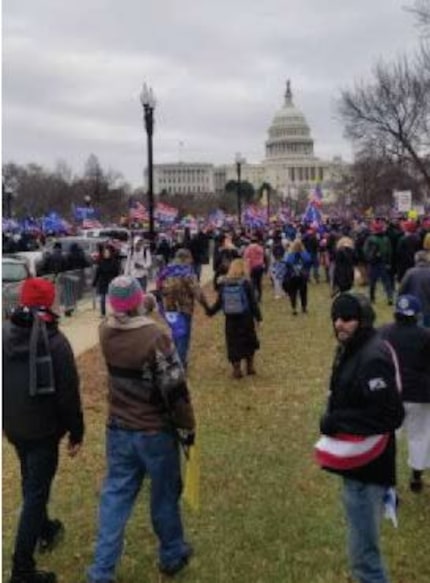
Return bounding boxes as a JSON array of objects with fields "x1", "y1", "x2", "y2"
[{"x1": 395, "y1": 295, "x2": 422, "y2": 317}]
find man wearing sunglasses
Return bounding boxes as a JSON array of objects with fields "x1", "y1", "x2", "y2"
[{"x1": 318, "y1": 292, "x2": 404, "y2": 583}]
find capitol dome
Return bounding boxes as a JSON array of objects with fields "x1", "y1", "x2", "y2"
[{"x1": 265, "y1": 80, "x2": 314, "y2": 160}]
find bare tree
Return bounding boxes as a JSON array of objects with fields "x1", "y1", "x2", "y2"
[
  {"x1": 338, "y1": 55, "x2": 430, "y2": 193},
  {"x1": 407, "y1": 0, "x2": 430, "y2": 33}
]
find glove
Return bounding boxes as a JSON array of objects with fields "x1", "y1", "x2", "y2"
[
  {"x1": 177, "y1": 429, "x2": 195, "y2": 447},
  {"x1": 319, "y1": 413, "x2": 336, "y2": 436}
]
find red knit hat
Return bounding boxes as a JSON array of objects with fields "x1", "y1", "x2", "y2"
[
  {"x1": 20, "y1": 278, "x2": 56, "y2": 308},
  {"x1": 371, "y1": 220, "x2": 385, "y2": 234}
]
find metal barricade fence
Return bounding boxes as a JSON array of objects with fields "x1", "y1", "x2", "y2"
[{"x1": 1, "y1": 268, "x2": 97, "y2": 319}]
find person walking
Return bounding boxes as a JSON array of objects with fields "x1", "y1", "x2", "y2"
[
  {"x1": 282, "y1": 239, "x2": 312, "y2": 315},
  {"x1": 332, "y1": 236, "x2": 356, "y2": 295},
  {"x1": 380, "y1": 295, "x2": 430, "y2": 493},
  {"x1": 243, "y1": 235, "x2": 266, "y2": 302},
  {"x1": 3, "y1": 278, "x2": 84, "y2": 583},
  {"x1": 316, "y1": 292, "x2": 404, "y2": 583},
  {"x1": 157, "y1": 248, "x2": 209, "y2": 369},
  {"x1": 124, "y1": 236, "x2": 152, "y2": 291},
  {"x1": 87, "y1": 276, "x2": 195, "y2": 583},
  {"x1": 363, "y1": 221, "x2": 394, "y2": 305},
  {"x1": 92, "y1": 245, "x2": 121, "y2": 317},
  {"x1": 206, "y1": 258, "x2": 261, "y2": 378}
]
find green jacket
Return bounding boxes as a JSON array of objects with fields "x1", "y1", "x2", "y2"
[{"x1": 363, "y1": 234, "x2": 392, "y2": 265}]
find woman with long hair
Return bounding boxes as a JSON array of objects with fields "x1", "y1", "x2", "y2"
[{"x1": 206, "y1": 258, "x2": 261, "y2": 379}]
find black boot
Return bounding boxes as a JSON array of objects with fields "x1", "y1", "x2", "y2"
[
  {"x1": 410, "y1": 469, "x2": 423, "y2": 493},
  {"x1": 9, "y1": 570, "x2": 57, "y2": 583}
]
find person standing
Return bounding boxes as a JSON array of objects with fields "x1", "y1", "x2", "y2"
[
  {"x1": 317, "y1": 292, "x2": 404, "y2": 583},
  {"x1": 87, "y1": 276, "x2": 195, "y2": 582},
  {"x1": 206, "y1": 258, "x2": 261, "y2": 378},
  {"x1": 379, "y1": 295, "x2": 430, "y2": 493},
  {"x1": 3, "y1": 278, "x2": 84, "y2": 583}
]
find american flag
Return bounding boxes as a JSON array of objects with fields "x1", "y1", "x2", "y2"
[
  {"x1": 82, "y1": 218, "x2": 102, "y2": 229},
  {"x1": 129, "y1": 200, "x2": 148, "y2": 221}
]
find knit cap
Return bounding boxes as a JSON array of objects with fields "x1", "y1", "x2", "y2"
[
  {"x1": 108, "y1": 276, "x2": 143, "y2": 313},
  {"x1": 20, "y1": 278, "x2": 56, "y2": 309}
]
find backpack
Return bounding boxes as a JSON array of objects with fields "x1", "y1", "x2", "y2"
[
  {"x1": 291, "y1": 253, "x2": 305, "y2": 278},
  {"x1": 222, "y1": 281, "x2": 249, "y2": 315}
]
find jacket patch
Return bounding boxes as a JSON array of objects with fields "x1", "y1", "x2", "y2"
[{"x1": 368, "y1": 378, "x2": 387, "y2": 391}]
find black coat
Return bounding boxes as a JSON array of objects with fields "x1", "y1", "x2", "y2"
[
  {"x1": 320, "y1": 328, "x2": 404, "y2": 486},
  {"x1": 333, "y1": 247, "x2": 355, "y2": 292},
  {"x1": 207, "y1": 279, "x2": 261, "y2": 362},
  {"x1": 379, "y1": 321, "x2": 430, "y2": 403},
  {"x1": 2, "y1": 312, "x2": 84, "y2": 445},
  {"x1": 93, "y1": 257, "x2": 121, "y2": 294}
]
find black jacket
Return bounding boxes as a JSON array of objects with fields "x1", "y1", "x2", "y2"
[
  {"x1": 93, "y1": 256, "x2": 121, "y2": 294},
  {"x1": 320, "y1": 328, "x2": 404, "y2": 486},
  {"x1": 2, "y1": 311, "x2": 84, "y2": 445},
  {"x1": 379, "y1": 321, "x2": 430, "y2": 403}
]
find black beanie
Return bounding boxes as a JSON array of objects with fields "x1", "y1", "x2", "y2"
[{"x1": 331, "y1": 292, "x2": 375, "y2": 328}]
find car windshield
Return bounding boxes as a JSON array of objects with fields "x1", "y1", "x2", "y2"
[{"x1": 2, "y1": 262, "x2": 28, "y2": 283}]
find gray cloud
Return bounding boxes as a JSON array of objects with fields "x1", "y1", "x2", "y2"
[{"x1": 3, "y1": 0, "x2": 420, "y2": 186}]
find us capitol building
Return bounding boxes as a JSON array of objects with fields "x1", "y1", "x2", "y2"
[{"x1": 152, "y1": 81, "x2": 345, "y2": 201}]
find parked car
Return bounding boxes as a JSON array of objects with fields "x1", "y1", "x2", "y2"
[{"x1": 2, "y1": 257, "x2": 31, "y2": 317}]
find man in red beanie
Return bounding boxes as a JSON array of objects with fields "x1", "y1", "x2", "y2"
[{"x1": 3, "y1": 278, "x2": 84, "y2": 583}]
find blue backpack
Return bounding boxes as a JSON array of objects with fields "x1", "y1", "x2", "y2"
[{"x1": 222, "y1": 281, "x2": 249, "y2": 315}]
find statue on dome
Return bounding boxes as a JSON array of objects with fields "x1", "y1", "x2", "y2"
[{"x1": 285, "y1": 79, "x2": 292, "y2": 104}]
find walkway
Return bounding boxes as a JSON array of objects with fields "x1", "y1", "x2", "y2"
[{"x1": 61, "y1": 265, "x2": 214, "y2": 356}]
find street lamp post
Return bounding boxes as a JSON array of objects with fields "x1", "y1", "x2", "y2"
[
  {"x1": 140, "y1": 82, "x2": 156, "y2": 243},
  {"x1": 3, "y1": 184, "x2": 14, "y2": 218},
  {"x1": 235, "y1": 152, "x2": 244, "y2": 226}
]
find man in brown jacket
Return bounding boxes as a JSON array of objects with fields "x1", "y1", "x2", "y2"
[{"x1": 87, "y1": 276, "x2": 195, "y2": 583}]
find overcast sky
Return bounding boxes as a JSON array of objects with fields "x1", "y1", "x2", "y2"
[{"x1": 2, "y1": 0, "x2": 421, "y2": 187}]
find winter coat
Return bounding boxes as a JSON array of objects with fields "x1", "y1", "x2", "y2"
[
  {"x1": 398, "y1": 260, "x2": 430, "y2": 319},
  {"x1": 333, "y1": 247, "x2": 356, "y2": 292},
  {"x1": 379, "y1": 321, "x2": 430, "y2": 403},
  {"x1": 93, "y1": 256, "x2": 121, "y2": 294},
  {"x1": 396, "y1": 234, "x2": 421, "y2": 282},
  {"x1": 99, "y1": 314, "x2": 195, "y2": 432},
  {"x1": 207, "y1": 278, "x2": 261, "y2": 362},
  {"x1": 320, "y1": 328, "x2": 404, "y2": 486},
  {"x1": 2, "y1": 310, "x2": 84, "y2": 445}
]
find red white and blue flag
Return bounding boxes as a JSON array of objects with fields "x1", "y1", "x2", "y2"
[
  {"x1": 82, "y1": 218, "x2": 102, "y2": 229},
  {"x1": 155, "y1": 202, "x2": 178, "y2": 223},
  {"x1": 129, "y1": 200, "x2": 148, "y2": 221}
]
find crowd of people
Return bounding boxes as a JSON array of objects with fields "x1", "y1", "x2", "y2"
[{"x1": 3, "y1": 213, "x2": 430, "y2": 583}]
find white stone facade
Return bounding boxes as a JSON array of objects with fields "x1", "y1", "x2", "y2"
[{"x1": 152, "y1": 81, "x2": 344, "y2": 201}]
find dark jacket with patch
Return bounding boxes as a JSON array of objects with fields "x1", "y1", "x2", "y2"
[
  {"x1": 2, "y1": 312, "x2": 84, "y2": 445},
  {"x1": 320, "y1": 329, "x2": 404, "y2": 486},
  {"x1": 379, "y1": 321, "x2": 430, "y2": 403}
]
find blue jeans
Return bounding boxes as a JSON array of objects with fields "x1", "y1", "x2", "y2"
[
  {"x1": 173, "y1": 314, "x2": 192, "y2": 369},
  {"x1": 87, "y1": 428, "x2": 189, "y2": 583},
  {"x1": 342, "y1": 478, "x2": 390, "y2": 583},
  {"x1": 12, "y1": 437, "x2": 59, "y2": 574}
]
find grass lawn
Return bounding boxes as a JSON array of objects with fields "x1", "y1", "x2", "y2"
[{"x1": 3, "y1": 280, "x2": 430, "y2": 583}]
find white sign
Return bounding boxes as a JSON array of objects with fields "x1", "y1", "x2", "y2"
[{"x1": 394, "y1": 190, "x2": 412, "y2": 212}]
